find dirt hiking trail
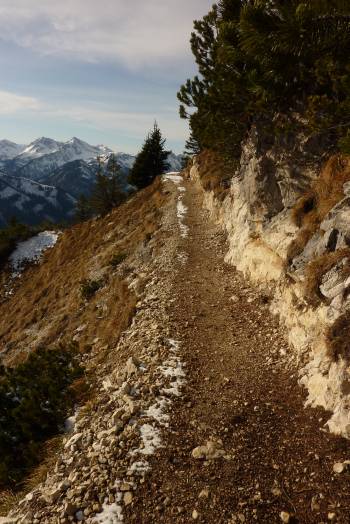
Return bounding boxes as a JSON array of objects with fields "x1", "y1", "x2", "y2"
[{"x1": 128, "y1": 176, "x2": 350, "y2": 524}]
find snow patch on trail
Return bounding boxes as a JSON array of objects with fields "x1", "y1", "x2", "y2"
[
  {"x1": 177, "y1": 252, "x2": 188, "y2": 265},
  {"x1": 145, "y1": 398, "x2": 170, "y2": 425},
  {"x1": 10, "y1": 230, "x2": 59, "y2": 276},
  {"x1": 163, "y1": 172, "x2": 189, "y2": 237},
  {"x1": 93, "y1": 499, "x2": 124, "y2": 524},
  {"x1": 129, "y1": 337, "x2": 186, "y2": 465},
  {"x1": 163, "y1": 172, "x2": 182, "y2": 184},
  {"x1": 138, "y1": 423, "x2": 163, "y2": 455},
  {"x1": 177, "y1": 198, "x2": 189, "y2": 238}
]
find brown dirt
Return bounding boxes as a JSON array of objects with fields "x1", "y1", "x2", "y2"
[{"x1": 127, "y1": 180, "x2": 350, "y2": 524}]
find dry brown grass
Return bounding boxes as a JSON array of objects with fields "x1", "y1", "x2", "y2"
[
  {"x1": 0, "y1": 178, "x2": 167, "y2": 365},
  {"x1": 24, "y1": 436, "x2": 63, "y2": 492},
  {"x1": 0, "y1": 436, "x2": 63, "y2": 516},
  {"x1": 0, "y1": 490, "x2": 20, "y2": 516},
  {"x1": 0, "y1": 178, "x2": 168, "y2": 512},
  {"x1": 326, "y1": 311, "x2": 350, "y2": 361},
  {"x1": 304, "y1": 248, "x2": 350, "y2": 306},
  {"x1": 288, "y1": 155, "x2": 350, "y2": 261},
  {"x1": 196, "y1": 150, "x2": 232, "y2": 201}
]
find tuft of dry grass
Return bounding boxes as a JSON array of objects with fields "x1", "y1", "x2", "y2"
[
  {"x1": 196, "y1": 150, "x2": 233, "y2": 201},
  {"x1": 288, "y1": 155, "x2": 350, "y2": 261},
  {"x1": 0, "y1": 436, "x2": 64, "y2": 516},
  {"x1": 0, "y1": 490, "x2": 20, "y2": 516},
  {"x1": 303, "y1": 249, "x2": 350, "y2": 306},
  {"x1": 326, "y1": 311, "x2": 350, "y2": 362},
  {"x1": 23, "y1": 436, "x2": 64, "y2": 493}
]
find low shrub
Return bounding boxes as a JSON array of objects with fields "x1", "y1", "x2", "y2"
[
  {"x1": 110, "y1": 253, "x2": 127, "y2": 268},
  {"x1": 79, "y1": 278, "x2": 104, "y2": 300},
  {"x1": 0, "y1": 343, "x2": 83, "y2": 487}
]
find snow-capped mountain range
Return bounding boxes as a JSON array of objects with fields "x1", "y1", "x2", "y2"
[
  {"x1": 0, "y1": 174, "x2": 76, "y2": 228},
  {"x1": 0, "y1": 137, "x2": 183, "y2": 227}
]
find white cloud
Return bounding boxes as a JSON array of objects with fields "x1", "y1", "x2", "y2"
[
  {"x1": 42, "y1": 105, "x2": 188, "y2": 142},
  {"x1": 0, "y1": 90, "x2": 41, "y2": 114},
  {"x1": 0, "y1": 0, "x2": 213, "y2": 69},
  {"x1": 0, "y1": 89, "x2": 187, "y2": 143}
]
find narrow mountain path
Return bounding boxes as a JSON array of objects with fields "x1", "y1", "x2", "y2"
[{"x1": 128, "y1": 177, "x2": 350, "y2": 524}]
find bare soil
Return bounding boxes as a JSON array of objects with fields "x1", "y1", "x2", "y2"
[{"x1": 128, "y1": 180, "x2": 350, "y2": 523}]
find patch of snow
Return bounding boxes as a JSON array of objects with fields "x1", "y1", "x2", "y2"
[
  {"x1": 64, "y1": 407, "x2": 80, "y2": 433},
  {"x1": 10, "y1": 230, "x2": 59, "y2": 276},
  {"x1": 128, "y1": 338, "x2": 186, "y2": 472},
  {"x1": 177, "y1": 199, "x2": 187, "y2": 218},
  {"x1": 144, "y1": 398, "x2": 170, "y2": 426},
  {"x1": 177, "y1": 197, "x2": 189, "y2": 238},
  {"x1": 132, "y1": 423, "x2": 162, "y2": 456},
  {"x1": 64, "y1": 416, "x2": 76, "y2": 433},
  {"x1": 128, "y1": 460, "x2": 150, "y2": 474},
  {"x1": 177, "y1": 252, "x2": 188, "y2": 265},
  {"x1": 93, "y1": 499, "x2": 124, "y2": 524},
  {"x1": 163, "y1": 172, "x2": 182, "y2": 184}
]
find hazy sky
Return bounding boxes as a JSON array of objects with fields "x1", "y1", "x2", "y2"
[{"x1": 0, "y1": 0, "x2": 213, "y2": 153}]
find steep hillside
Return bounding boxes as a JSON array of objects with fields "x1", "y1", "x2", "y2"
[
  {"x1": 3, "y1": 173, "x2": 350, "y2": 524},
  {"x1": 0, "y1": 178, "x2": 166, "y2": 363}
]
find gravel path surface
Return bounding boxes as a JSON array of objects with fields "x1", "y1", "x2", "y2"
[{"x1": 128, "y1": 177, "x2": 350, "y2": 524}]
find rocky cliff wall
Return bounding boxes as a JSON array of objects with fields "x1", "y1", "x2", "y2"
[{"x1": 189, "y1": 136, "x2": 350, "y2": 438}]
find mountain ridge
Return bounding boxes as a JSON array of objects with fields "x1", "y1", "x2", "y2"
[{"x1": 0, "y1": 137, "x2": 183, "y2": 227}]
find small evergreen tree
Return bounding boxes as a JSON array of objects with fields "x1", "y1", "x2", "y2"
[
  {"x1": 106, "y1": 154, "x2": 125, "y2": 207},
  {"x1": 75, "y1": 194, "x2": 92, "y2": 222},
  {"x1": 90, "y1": 156, "x2": 125, "y2": 216},
  {"x1": 129, "y1": 123, "x2": 170, "y2": 189}
]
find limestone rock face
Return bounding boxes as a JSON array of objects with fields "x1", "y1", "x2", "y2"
[
  {"x1": 191, "y1": 136, "x2": 350, "y2": 438},
  {"x1": 239, "y1": 125, "x2": 321, "y2": 220}
]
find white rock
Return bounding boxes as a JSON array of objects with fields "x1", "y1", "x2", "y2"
[
  {"x1": 64, "y1": 432, "x2": 83, "y2": 449},
  {"x1": 125, "y1": 356, "x2": 139, "y2": 376},
  {"x1": 280, "y1": 511, "x2": 290, "y2": 523},
  {"x1": 333, "y1": 462, "x2": 346, "y2": 473},
  {"x1": 123, "y1": 491, "x2": 133, "y2": 506}
]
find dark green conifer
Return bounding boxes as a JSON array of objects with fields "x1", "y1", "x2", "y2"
[
  {"x1": 129, "y1": 123, "x2": 170, "y2": 189},
  {"x1": 178, "y1": 0, "x2": 350, "y2": 162}
]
